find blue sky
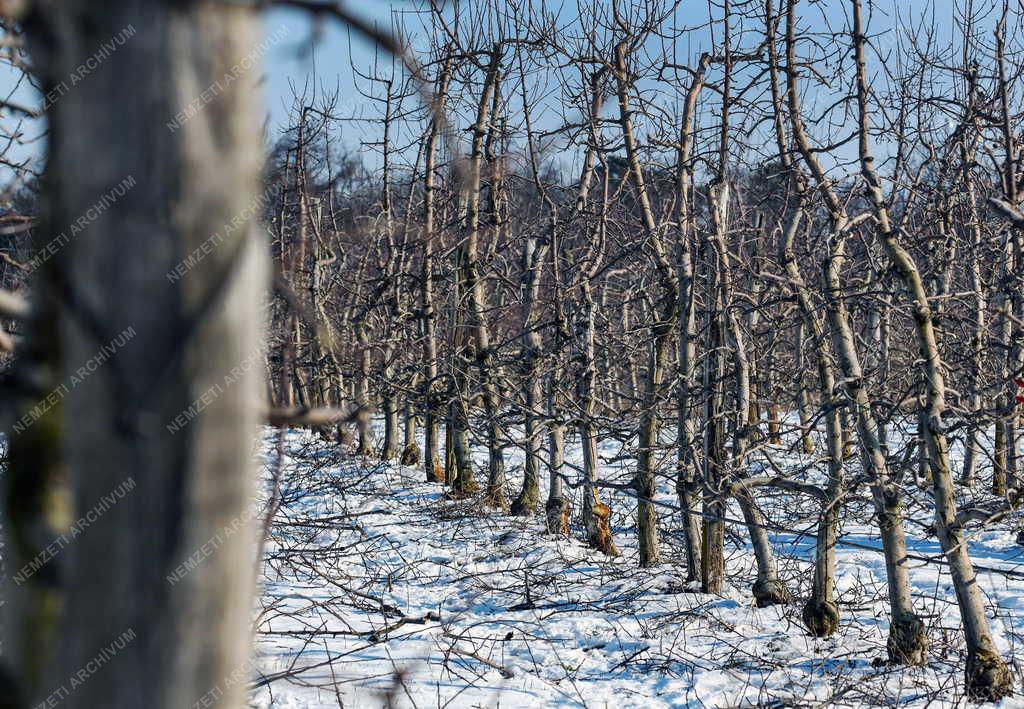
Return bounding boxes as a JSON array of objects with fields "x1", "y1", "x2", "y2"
[
  {"x1": 262, "y1": 3, "x2": 397, "y2": 139},
  {"x1": 0, "y1": 3, "x2": 399, "y2": 179},
  {"x1": 240, "y1": 0, "x2": 989, "y2": 182},
  {"x1": 0, "y1": 1, "x2": 1001, "y2": 184}
]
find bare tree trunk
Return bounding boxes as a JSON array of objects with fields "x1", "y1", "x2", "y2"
[
  {"x1": 823, "y1": 240, "x2": 926, "y2": 665},
  {"x1": 674, "y1": 52, "x2": 708, "y2": 585},
  {"x1": 702, "y1": 279, "x2": 728, "y2": 594},
  {"x1": 510, "y1": 233, "x2": 546, "y2": 516},
  {"x1": 961, "y1": 126, "x2": 986, "y2": 486},
  {"x1": 745, "y1": 223, "x2": 765, "y2": 441},
  {"x1": 382, "y1": 381, "x2": 399, "y2": 461},
  {"x1": 449, "y1": 355, "x2": 477, "y2": 495},
  {"x1": 995, "y1": 12, "x2": 1022, "y2": 494},
  {"x1": 851, "y1": 1, "x2": 1011, "y2": 694},
  {"x1": 579, "y1": 280, "x2": 618, "y2": 556},
  {"x1": 779, "y1": 198, "x2": 844, "y2": 638},
  {"x1": 710, "y1": 181, "x2": 788, "y2": 606},
  {"x1": 544, "y1": 375, "x2": 570, "y2": 535},
  {"x1": 578, "y1": 160, "x2": 619, "y2": 553},
  {"x1": 785, "y1": 0, "x2": 925, "y2": 663},
  {"x1": 378, "y1": 84, "x2": 400, "y2": 463},
  {"x1": 420, "y1": 57, "x2": 452, "y2": 484},
  {"x1": 708, "y1": 8, "x2": 788, "y2": 603},
  {"x1": 795, "y1": 324, "x2": 815, "y2": 455},
  {"x1": 452, "y1": 46, "x2": 505, "y2": 506},
  {"x1": 613, "y1": 41, "x2": 679, "y2": 568},
  {"x1": 470, "y1": 48, "x2": 507, "y2": 510},
  {"x1": 2, "y1": 4, "x2": 266, "y2": 706},
  {"x1": 448, "y1": 262, "x2": 476, "y2": 494},
  {"x1": 355, "y1": 320, "x2": 374, "y2": 457},
  {"x1": 401, "y1": 401, "x2": 420, "y2": 466}
]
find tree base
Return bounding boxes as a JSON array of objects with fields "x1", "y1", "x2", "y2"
[
  {"x1": 428, "y1": 460, "x2": 445, "y2": 484},
  {"x1": 510, "y1": 487, "x2": 539, "y2": 517},
  {"x1": 450, "y1": 473, "x2": 479, "y2": 497},
  {"x1": 587, "y1": 501, "x2": 619, "y2": 557},
  {"x1": 484, "y1": 486, "x2": 508, "y2": 511},
  {"x1": 966, "y1": 647, "x2": 1013, "y2": 702},
  {"x1": 400, "y1": 443, "x2": 421, "y2": 467},
  {"x1": 752, "y1": 578, "x2": 790, "y2": 608},
  {"x1": 887, "y1": 612, "x2": 927, "y2": 666},
  {"x1": 802, "y1": 599, "x2": 840, "y2": 637},
  {"x1": 545, "y1": 496, "x2": 570, "y2": 536}
]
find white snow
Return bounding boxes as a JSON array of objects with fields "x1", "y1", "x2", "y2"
[{"x1": 250, "y1": 421, "x2": 1024, "y2": 708}]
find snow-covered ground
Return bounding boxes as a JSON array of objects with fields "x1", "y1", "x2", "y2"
[{"x1": 249, "y1": 422, "x2": 1024, "y2": 708}]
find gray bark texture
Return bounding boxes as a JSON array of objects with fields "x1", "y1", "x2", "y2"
[{"x1": 2, "y1": 2, "x2": 267, "y2": 707}]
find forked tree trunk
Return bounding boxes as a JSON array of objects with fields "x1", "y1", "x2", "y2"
[
  {"x1": 2, "y1": 3, "x2": 266, "y2": 706},
  {"x1": 778, "y1": 198, "x2": 844, "y2": 638},
  {"x1": 766, "y1": 0, "x2": 843, "y2": 633},
  {"x1": 707, "y1": 10, "x2": 787, "y2": 601},
  {"x1": 786, "y1": 0, "x2": 925, "y2": 663},
  {"x1": 851, "y1": 2, "x2": 1011, "y2": 695},
  {"x1": 510, "y1": 233, "x2": 546, "y2": 516},
  {"x1": 675, "y1": 53, "x2": 708, "y2": 585},
  {"x1": 822, "y1": 236, "x2": 926, "y2": 666}
]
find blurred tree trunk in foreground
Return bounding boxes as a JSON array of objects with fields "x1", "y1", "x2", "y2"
[{"x1": 1, "y1": 1, "x2": 267, "y2": 707}]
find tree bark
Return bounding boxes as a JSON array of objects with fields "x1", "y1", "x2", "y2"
[
  {"x1": 785, "y1": 0, "x2": 924, "y2": 662},
  {"x1": 2, "y1": 3, "x2": 267, "y2": 706},
  {"x1": 851, "y1": 1, "x2": 1011, "y2": 694},
  {"x1": 419, "y1": 57, "x2": 451, "y2": 484},
  {"x1": 613, "y1": 41, "x2": 679, "y2": 568}
]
